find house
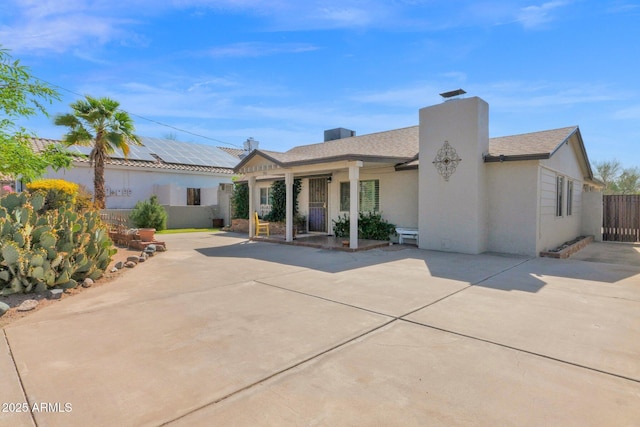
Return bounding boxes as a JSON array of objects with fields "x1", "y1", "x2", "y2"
[
  {"x1": 29, "y1": 137, "x2": 239, "y2": 228},
  {"x1": 234, "y1": 93, "x2": 603, "y2": 256}
]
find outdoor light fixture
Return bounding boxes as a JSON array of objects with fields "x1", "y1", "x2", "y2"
[{"x1": 327, "y1": 176, "x2": 332, "y2": 183}]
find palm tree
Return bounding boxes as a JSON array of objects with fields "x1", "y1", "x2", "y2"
[{"x1": 55, "y1": 96, "x2": 141, "y2": 209}]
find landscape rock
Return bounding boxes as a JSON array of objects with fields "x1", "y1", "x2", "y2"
[
  {"x1": 110, "y1": 267, "x2": 118, "y2": 273},
  {"x1": 124, "y1": 261, "x2": 136, "y2": 268},
  {"x1": 138, "y1": 256, "x2": 146, "y2": 263},
  {"x1": 48, "y1": 289, "x2": 64, "y2": 300},
  {"x1": 114, "y1": 261, "x2": 124, "y2": 269},
  {"x1": 156, "y1": 245, "x2": 167, "y2": 252},
  {"x1": 17, "y1": 299, "x2": 39, "y2": 312},
  {"x1": 0, "y1": 301, "x2": 9, "y2": 317},
  {"x1": 82, "y1": 278, "x2": 94, "y2": 288},
  {"x1": 126, "y1": 256, "x2": 139, "y2": 264}
]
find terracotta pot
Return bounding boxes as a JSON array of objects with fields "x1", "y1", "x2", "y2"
[{"x1": 138, "y1": 228, "x2": 156, "y2": 242}]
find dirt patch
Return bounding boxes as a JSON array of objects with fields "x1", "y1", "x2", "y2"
[{"x1": 0, "y1": 245, "x2": 147, "y2": 328}]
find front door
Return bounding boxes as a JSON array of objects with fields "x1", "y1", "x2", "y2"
[{"x1": 308, "y1": 178, "x2": 328, "y2": 232}]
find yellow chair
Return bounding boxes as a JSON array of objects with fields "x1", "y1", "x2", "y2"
[{"x1": 254, "y1": 211, "x2": 270, "y2": 236}]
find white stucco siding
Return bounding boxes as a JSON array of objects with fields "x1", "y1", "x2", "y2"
[
  {"x1": 297, "y1": 178, "x2": 309, "y2": 218},
  {"x1": 536, "y1": 141, "x2": 585, "y2": 253},
  {"x1": 418, "y1": 97, "x2": 490, "y2": 254},
  {"x1": 486, "y1": 161, "x2": 538, "y2": 256},
  {"x1": 375, "y1": 168, "x2": 418, "y2": 229},
  {"x1": 46, "y1": 164, "x2": 232, "y2": 208},
  {"x1": 328, "y1": 167, "x2": 418, "y2": 231}
]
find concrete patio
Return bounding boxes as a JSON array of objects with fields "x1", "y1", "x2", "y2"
[
  {"x1": 251, "y1": 233, "x2": 392, "y2": 251},
  {"x1": 1, "y1": 233, "x2": 639, "y2": 426}
]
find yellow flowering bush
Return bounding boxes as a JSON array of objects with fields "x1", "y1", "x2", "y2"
[{"x1": 26, "y1": 179, "x2": 79, "y2": 211}]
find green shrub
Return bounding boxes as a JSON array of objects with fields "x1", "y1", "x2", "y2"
[
  {"x1": 332, "y1": 211, "x2": 396, "y2": 241},
  {"x1": 231, "y1": 182, "x2": 249, "y2": 219},
  {"x1": 264, "y1": 179, "x2": 301, "y2": 222},
  {"x1": 0, "y1": 191, "x2": 115, "y2": 294},
  {"x1": 26, "y1": 178, "x2": 78, "y2": 211},
  {"x1": 129, "y1": 195, "x2": 167, "y2": 230}
]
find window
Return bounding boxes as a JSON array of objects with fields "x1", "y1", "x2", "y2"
[
  {"x1": 556, "y1": 176, "x2": 564, "y2": 217},
  {"x1": 340, "y1": 180, "x2": 380, "y2": 213},
  {"x1": 187, "y1": 188, "x2": 201, "y2": 206},
  {"x1": 567, "y1": 180, "x2": 573, "y2": 216},
  {"x1": 260, "y1": 187, "x2": 271, "y2": 205},
  {"x1": 259, "y1": 187, "x2": 272, "y2": 216},
  {"x1": 340, "y1": 182, "x2": 350, "y2": 211}
]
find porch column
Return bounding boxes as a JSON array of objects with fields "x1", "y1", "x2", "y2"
[
  {"x1": 248, "y1": 176, "x2": 256, "y2": 238},
  {"x1": 285, "y1": 172, "x2": 294, "y2": 242},
  {"x1": 349, "y1": 162, "x2": 362, "y2": 249}
]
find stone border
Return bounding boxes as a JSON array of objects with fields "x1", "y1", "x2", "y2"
[{"x1": 540, "y1": 235, "x2": 593, "y2": 259}]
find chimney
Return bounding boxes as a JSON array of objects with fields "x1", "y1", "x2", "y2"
[
  {"x1": 242, "y1": 137, "x2": 259, "y2": 157},
  {"x1": 418, "y1": 94, "x2": 489, "y2": 255},
  {"x1": 324, "y1": 128, "x2": 355, "y2": 142}
]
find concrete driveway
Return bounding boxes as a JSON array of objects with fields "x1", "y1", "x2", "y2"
[{"x1": 2, "y1": 232, "x2": 639, "y2": 426}]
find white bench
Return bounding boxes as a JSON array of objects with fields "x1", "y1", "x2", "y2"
[{"x1": 396, "y1": 227, "x2": 419, "y2": 245}]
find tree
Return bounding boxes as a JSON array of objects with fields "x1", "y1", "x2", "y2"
[
  {"x1": 616, "y1": 167, "x2": 640, "y2": 195},
  {"x1": 0, "y1": 46, "x2": 72, "y2": 180},
  {"x1": 593, "y1": 159, "x2": 621, "y2": 194},
  {"x1": 55, "y1": 96, "x2": 141, "y2": 209},
  {"x1": 593, "y1": 159, "x2": 640, "y2": 194}
]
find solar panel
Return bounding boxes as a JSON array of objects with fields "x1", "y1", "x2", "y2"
[
  {"x1": 141, "y1": 137, "x2": 239, "y2": 168},
  {"x1": 65, "y1": 136, "x2": 239, "y2": 168}
]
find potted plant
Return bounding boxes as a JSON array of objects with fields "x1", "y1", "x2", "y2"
[{"x1": 130, "y1": 195, "x2": 168, "y2": 241}]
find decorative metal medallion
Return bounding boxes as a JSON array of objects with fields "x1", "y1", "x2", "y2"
[{"x1": 432, "y1": 141, "x2": 462, "y2": 181}]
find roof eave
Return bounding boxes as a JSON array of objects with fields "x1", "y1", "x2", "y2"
[
  {"x1": 484, "y1": 153, "x2": 550, "y2": 163},
  {"x1": 233, "y1": 149, "x2": 286, "y2": 173},
  {"x1": 283, "y1": 154, "x2": 414, "y2": 168}
]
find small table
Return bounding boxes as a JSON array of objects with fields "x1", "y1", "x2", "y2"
[{"x1": 396, "y1": 228, "x2": 419, "y2": 245}]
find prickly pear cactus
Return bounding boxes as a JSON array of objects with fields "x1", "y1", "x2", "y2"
[{"x1": 0, "y1": 191, "x2": 115, "y2": 294}]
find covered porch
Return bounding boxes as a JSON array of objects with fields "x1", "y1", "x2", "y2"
[{"x1": 239, "y1": 157, "x2": 367, "y2": 249}]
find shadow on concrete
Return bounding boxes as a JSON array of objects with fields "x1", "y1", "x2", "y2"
[{"x1": 194, "y1": 233, "x2": 640, "y2": 294}]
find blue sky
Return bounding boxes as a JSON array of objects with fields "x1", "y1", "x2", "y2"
[{"x1": 2, "y1": 0, "x2": 639, "y2": 168}]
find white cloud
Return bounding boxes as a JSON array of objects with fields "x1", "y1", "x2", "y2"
[
  {"x1": 0, "y1": 0, "x2": 139, "y2": 53},
  {"x1": 613, "y1": 105, "x2": 640, "y2": 120},
  {"x1": 206, "y1": 42, "x2": 319, "y2": 58},
  {"x1": 516, "y1": 1, "x2": 569, "y2": 29}
]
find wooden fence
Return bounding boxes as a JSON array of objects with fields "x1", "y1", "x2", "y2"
[{"x1": 603, "y1": 195, "x2": 640, "y2": 242}]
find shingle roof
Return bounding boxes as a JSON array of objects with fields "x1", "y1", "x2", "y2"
[
  {"x1": 235, "y1": 125, "x2": 583, "y2": 172},
  {"x1": 286, "y1": 126, "x2": 419, "y2": 161},
  {"x1": 487, "y1": 126, "x2": 578, "y2": 158},
  {"x1": 30, "y1": 137, "x2": 235, "y2": 174}
]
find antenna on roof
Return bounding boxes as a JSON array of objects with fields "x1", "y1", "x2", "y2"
[{"x1": 439, "y1": 88, "x2": 466, "y2": 101}]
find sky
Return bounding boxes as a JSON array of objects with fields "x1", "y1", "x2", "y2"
[{"x1": 1, "y1": 0, "x2": 639, "y2": 168}]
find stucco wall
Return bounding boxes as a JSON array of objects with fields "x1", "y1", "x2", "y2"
[
  {"x1": 581, "y1": 191, "x2": 603, "y2": 241},
  {"x1": 46, "y1": 163, "x2": 232, "y2": 209},
  {"x1": 162, "y1": 206, "x2": 215, "y2": 229},
  {"x1": 103, "y1": 206, "x2": 218, "y2": 229},
  {"x1": 486, "y1": 161, "x2": 539, "y2": 256},
  {"x1": 537, "y1": 142, "x2": 585, "y2": 253},
  {"x1": 329, "y1": 167, "x2": 418, "y2": 233},
  {"x1": 418, "y1": 97, "x2": 489, "y2": 254}
]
